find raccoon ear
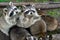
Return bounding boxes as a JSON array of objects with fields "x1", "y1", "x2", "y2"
[
  {"x1": 3, "y1": 8, "x2": 8, "y2": 16},
  {"x1": 21, "y1": 5, "x2": 26, "y2": 11},
  {"x1": 22, "y1": 5, "x2": 26, "y2": 8},
  {"x1": 9, "y1": 2, "x2": 14, "y2": 7}
]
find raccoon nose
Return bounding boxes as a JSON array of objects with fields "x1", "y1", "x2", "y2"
[
  {"x1": 16, "y1": 11, "x2": 18, "y2": 13},
  {"x1": 30, "y1": 12, "x2": 32, "y2": 14},
  {"x1": 16, "y1": 17, "x2": 19, "y2": 20}
]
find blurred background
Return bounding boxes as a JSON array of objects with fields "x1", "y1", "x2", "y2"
[{"x1": 0, "y1": 0, "x2": 60, "y2": 18}]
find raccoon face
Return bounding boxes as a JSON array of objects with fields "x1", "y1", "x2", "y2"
[
  {"x1": 17, "y1": 4, "x2": 41, "y2": 28},
  {"x1": 3, "y1": 2, "x2": 21, "y2": 25},
  {"x1": 23, "y1": 4, "x2": 40, "y2": 19}
]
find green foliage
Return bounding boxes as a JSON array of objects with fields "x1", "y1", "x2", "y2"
[
  {"x1": 47, "y1": 29, "x2": 60, "y2": 35},
  {"x1": 0, "y1": 0, "x2": 60, "y2": 2},
  {"x1": 0, "y1": 0, "x2": 10, "y2": 2},
  {"x1": 16, "y1": 0, "x2": 23, "y2": 2},
  {"x1": 54, "y1": 0, "x2": 60, "y2": 2},
  {"x1": 47, "y1": 9, "x2": 60, "y2": 18}
]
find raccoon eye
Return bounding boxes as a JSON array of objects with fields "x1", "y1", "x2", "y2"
[
  {"x1": 16, "y1": 11, "x2": 18, "y2": 13},
  {"x1": 14, "y1": 8, "x2": 17, "y2": 10},
  {"x1": 32, "y1": 10, "x2": 35, "y2": 13},
  {"x1": 9, "y1": 11, "x2": 13, "y2": 17},
  {"x1": 24, "y1": 11, "x2": 29, "y2": 14},
  {"x1": 33, "y1": 11, "x2": 35, "y2": 13}
]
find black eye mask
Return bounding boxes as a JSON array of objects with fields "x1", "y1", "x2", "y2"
[
  {"x1": 24, "y1": 10, "x2": 35, "y2": 14},
  {"x1": 24, "y1": 11, "x2": 29, "y2": 14},
  {"x1": 9, "y1": 11, "x2": 14, "y2": 17},
  {"x1": 9, "y1": 8, "x2": 17, "y2": 17}
]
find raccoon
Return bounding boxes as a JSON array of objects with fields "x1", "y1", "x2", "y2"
[
  {"x1": 0, "y1": 2, "x2": 21, "y2": 36},
  {"x1": 17, "y1": 4, "x2": 42, "y2": 28},
  {"x1": 17, "y1": 4, "x2": 47, "y2": 39}
]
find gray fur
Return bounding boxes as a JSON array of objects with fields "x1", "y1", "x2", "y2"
[{"x1": 0, "y1": 2, "x2": 21, "y2": 36}]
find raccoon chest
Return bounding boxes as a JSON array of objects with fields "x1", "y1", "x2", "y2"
[
  {"x1": 0, "y1": 21, "x2": 12, "y2": 36},
  {"x1": 21, "y1": 17, "x2": 41, "y2": 28}
]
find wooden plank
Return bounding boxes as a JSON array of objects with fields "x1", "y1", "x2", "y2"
[{"x1": 0, "y1": 2, "x2": 60, "y2": 10}]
